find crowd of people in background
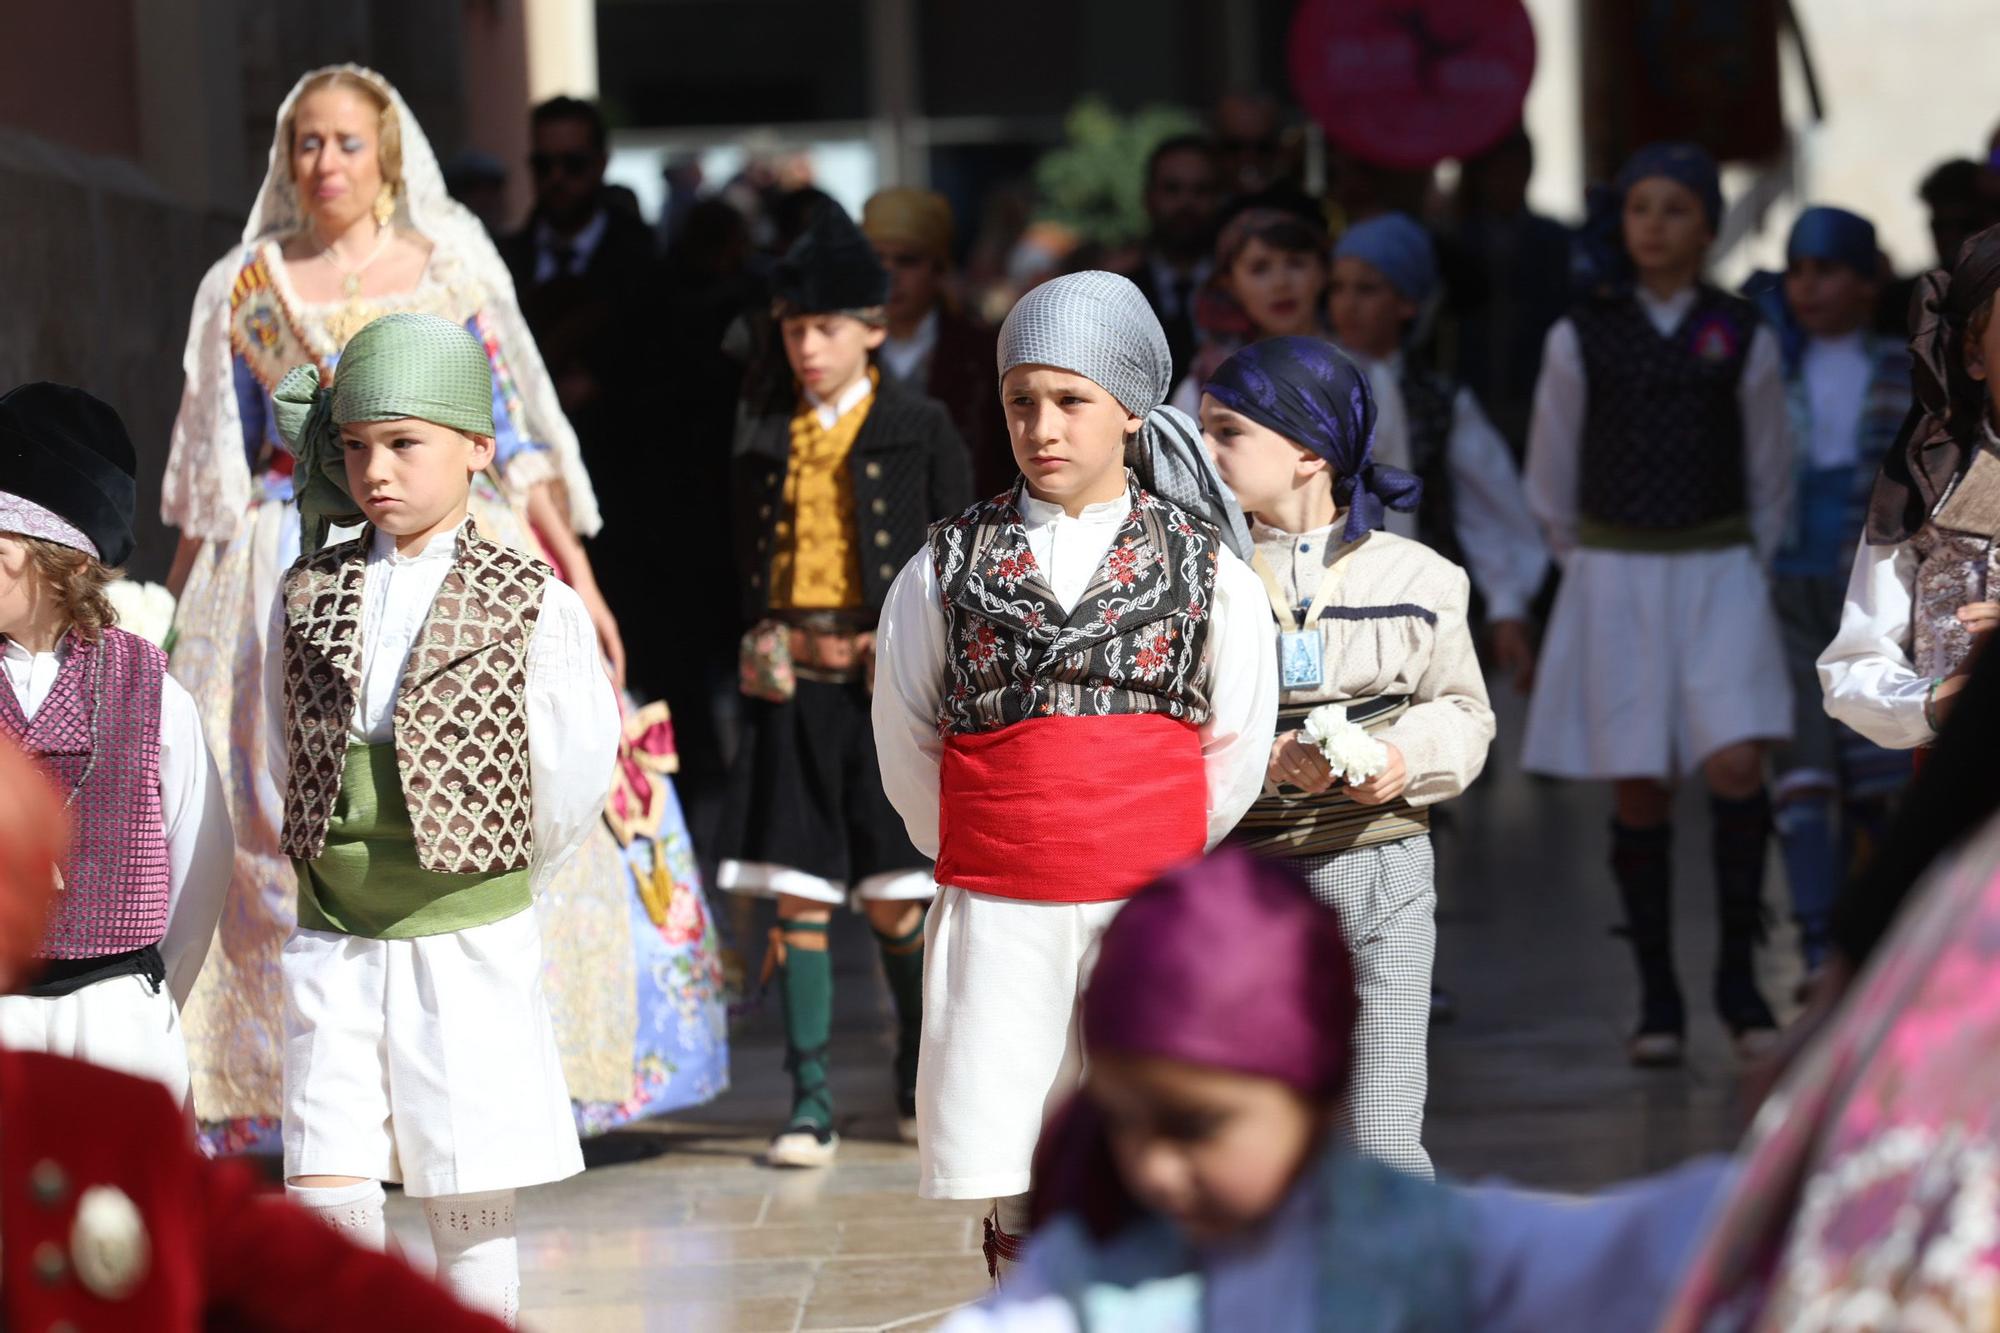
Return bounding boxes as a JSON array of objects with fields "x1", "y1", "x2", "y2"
[
  {"x1": 471, "y1": 88, "x2": 2000, "y2": 983},
  {"x1": 14, "y1": 54, "x2": 2000, "y2": 1329},
  {"x1": 444, "y1": 89, "x2": 2000, "y2": 1321}
]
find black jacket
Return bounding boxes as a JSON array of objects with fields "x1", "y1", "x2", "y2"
[
  {"x1": 1127, "y1": 256, "x2": 1199, "y2": 387},
  {"x1": 733, "y1": 372, "x2": 974, "y2": 625},
  {"x1": 497, "y1": 209, "x2": 660, "y2": 439}
]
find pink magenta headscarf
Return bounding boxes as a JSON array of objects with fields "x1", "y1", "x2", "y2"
[{"x1": 1033, "y1": 848, "x2": 1360, "y2": 1234}]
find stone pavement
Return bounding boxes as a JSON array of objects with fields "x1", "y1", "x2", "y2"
[{"x1": 388, "y1": 694, "x2": 1800, "y2": 1329}]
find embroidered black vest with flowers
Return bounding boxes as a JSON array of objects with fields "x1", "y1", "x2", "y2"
[
  {"x1": 279, "y1": 525, "x2": 548, "y2": 873},
  {"x1": 1573, "y1": 285, "x2": 1756, "y2": 531},
  {"x1": 928, "y1": 483, "x2": 1218, "y2": 734}
]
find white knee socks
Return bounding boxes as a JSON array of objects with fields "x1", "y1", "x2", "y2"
[
  {"x1": 286, "y1": 1179, "x2": 387, "y2": 1251},
  {"x1": 995, "y1": 1191, "x2": 1032, "y2": 1235},
  {"x1": 424, "y1": 1190, "x2": 520, "y2": 1327},
  {"x1": 984, "y1": 1192, "x2": 1032, "y2": 1284}
]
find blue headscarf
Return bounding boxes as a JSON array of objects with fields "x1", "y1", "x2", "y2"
[
  {"x1": 1614, "y1": 142, "x2": 1722, "y2": 231},
  {"x1": 1334, "y1": 213, "x2": 1438, "y2": 305},
  {"x1": 1787, "y1": 206, "x2": 1879, "y2": 275},
  {"x1": 1202, "y1": 336, "x2": 1422, "y2": 542},
  {"x1": 1743, "y1": 206, "x2": 1886, "y2": 374},
  {"x1": 1739, "y1": 269, "x2": 1801, "y2": 374}
]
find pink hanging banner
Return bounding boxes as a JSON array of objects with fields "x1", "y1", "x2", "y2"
[{"x1": 1288, "y1": 0, "x2": 1537, "y2": 170}]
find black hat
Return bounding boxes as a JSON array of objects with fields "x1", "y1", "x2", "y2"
[
  {"x1": 771, "y1": 205, "x2": 889, "y2": 315},
  {"x1": 0, "y1": 383, "x2": 138, "y2": 567}
]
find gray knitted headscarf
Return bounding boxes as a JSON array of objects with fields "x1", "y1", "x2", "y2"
[{"x1": 998, "y1": 271, "x2": 1253, "y2": 559}]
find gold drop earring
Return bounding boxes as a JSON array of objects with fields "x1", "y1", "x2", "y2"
[{"x1": 373, "y1": 183, "x2": 396, "y2": 228}]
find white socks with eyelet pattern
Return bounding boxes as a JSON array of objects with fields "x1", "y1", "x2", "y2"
[
  {"x1": 287, "y1": 1178, "x2": 388, "y2": 1251},
  {"x1": 424, "y1": 1189, "x2": 520, "y2": 1327}
]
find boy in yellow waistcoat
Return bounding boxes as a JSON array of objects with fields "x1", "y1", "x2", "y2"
[{"x1": 718, "y1": 205, "x2": 973, "y2": 1167}]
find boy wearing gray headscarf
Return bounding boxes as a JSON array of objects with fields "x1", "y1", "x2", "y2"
[{"x1": 872, "y1": 271, "x2": 1278, "y2": 1274}]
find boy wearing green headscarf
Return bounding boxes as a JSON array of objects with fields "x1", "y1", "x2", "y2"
[{"x1": 262, "y1": 312, "x2": 620, "y2": 1324}]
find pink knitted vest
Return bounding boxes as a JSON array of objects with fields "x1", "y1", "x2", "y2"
[{"x1": 0, "y1": 629, "x2": 170, "y2": 958}]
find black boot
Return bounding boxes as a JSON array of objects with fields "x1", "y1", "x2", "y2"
[
  {"x1": 1712, "y1": 792, "x2": 1779, "y2": 1053},
  {"x1": 1611, "y1": 820, "x2": 1684, "y2": 1066}
]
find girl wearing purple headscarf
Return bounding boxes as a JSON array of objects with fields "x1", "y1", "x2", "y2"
[
  {"x1": 1522, "y1": 142, "x2": 1789, "y2": 1068},
  {"x1": 1198, "y1": 336, "x2": 1494, "y2": 1178},
  {"x1": 937, "y1": 849, "x2": 1733, "y2": 1332}
]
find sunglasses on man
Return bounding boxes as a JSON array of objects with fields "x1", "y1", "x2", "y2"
[{"x1": 530, "y1": 150, "x2": 596, "y2": 180}]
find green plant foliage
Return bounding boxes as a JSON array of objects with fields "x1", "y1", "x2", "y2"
[{"x1": 1034, "y1": 97, "x2": 1202, "y2": 247}]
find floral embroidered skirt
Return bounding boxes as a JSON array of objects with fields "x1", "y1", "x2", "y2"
[
  {"x1": 1662, "y1": 814, "x2": 2000, "y2": 1330},
  {"x1": 172, "y1": 492, "x2": 728, "y2": 1156}
]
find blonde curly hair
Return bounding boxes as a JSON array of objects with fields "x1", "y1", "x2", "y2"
[{"x1": 15, "y1": 537, "x2": 118, "y2": 643}]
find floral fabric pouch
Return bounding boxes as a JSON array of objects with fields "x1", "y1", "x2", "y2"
[{"x1": 738, "y1": 620, "x2": 796, "y2": 703}]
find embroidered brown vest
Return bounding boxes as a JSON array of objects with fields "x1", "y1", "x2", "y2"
[
  {"x1": 1909, "y1": 445, "x2": 2000, "y2": 680},
  {"x1": 928, "y1": 483, "x2": 1218, "y2": 734},
  {"x1": 278, "y1": 526, "x2": 549, "y2": 873}
]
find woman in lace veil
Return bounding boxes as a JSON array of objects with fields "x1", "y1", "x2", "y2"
[{"x1": 164, "y1": 66, "x2": 726, "y2": 1157}]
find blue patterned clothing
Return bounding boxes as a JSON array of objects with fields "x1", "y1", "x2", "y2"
[
  {"x1": 944, "y1": 1145, "x2": 1733, "y2": 1332},
  {"x1": 1773, "y1": 332, "x2": 1911, "y2": 580}
]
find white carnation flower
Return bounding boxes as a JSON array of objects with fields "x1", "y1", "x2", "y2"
[
  {"x1": 104, "y1": 580, "x2": 177, "y2": 647},
  {"x1": 1300, "y1": 703, "x2": 1388, "y2": 785}
]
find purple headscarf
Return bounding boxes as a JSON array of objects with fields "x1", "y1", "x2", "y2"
[
  {"x1": 1032, "y1": 850, "x2": 1360, "y2": 1235},
  {"x1": 1203, "y1": 335, "x2": 1423, "y2": 542}
]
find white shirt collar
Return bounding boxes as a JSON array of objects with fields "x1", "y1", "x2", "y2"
[
  {"x1": 1635, "y1": 284, "x2": 1699, "y2": 334},
  {"x1": 1250, "y1": 516, "x2": 1340, "y2": 546},
  {"x1": 1333, "y1": 341, "x2": 1402, "y2": 375},
  {"x1": 879, "y1": 310, "x2": 940, "y2": 384},
  {"x1": 888, "y1": 309, "x2": 939, "y2": 353},
  {"x1": 369, "y1": 519, "x2": 467, "y2": 566},
  {"x1": 1018, "y1": 486, "x2": 1132, "y2": 527},
  {"x1": 538, "y1": 209, "x2": 609, "y2": 267},
  {"x1": 0, "y1": 634, "x2": 69, "y2": 721},
  {"x1": 1150, "y1": 254, "x2": 1211, "y2": 289},
  {"x1": 0, "y1": 633, "x2": 69, "y2": 662},
  {"x1": 805, "y1": 372, "x2": 875, "y2": 431}
]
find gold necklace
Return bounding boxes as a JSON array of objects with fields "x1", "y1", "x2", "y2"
[{"x1": 317, "y1": 226, "x2": 394, "y2": 299}]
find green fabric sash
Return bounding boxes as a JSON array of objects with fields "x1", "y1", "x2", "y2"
[
  {"x1": 293, "y1": 743, "x2": 531, "y2": 940},
  {"x1": 1576, "y1": 513, "x2": 1753, "y2": 553}
]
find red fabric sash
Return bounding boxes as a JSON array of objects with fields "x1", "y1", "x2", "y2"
[{"x1": 936, "y1": 714, "x2": 1207, "y2": 903}]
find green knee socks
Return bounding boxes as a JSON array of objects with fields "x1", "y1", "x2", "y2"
[
  {"x1": 776, "y1": 921, "x2": 834, "y2": 1131},
  {"x1": 873, "y1": 920, "x2": 926, "y2": 1097}
]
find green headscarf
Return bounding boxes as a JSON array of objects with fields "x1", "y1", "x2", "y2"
[{"x1": 271, "y1": 312, "x2": 497, "y2": 553}]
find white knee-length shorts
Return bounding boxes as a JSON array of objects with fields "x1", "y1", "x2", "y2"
[
  {"x1": 281, "y1": 906, "x2": 582, "y2": 1198},
  {"x1": 1524, "y1": 545, "x2": 1791, "y2": 780},
  {"x1": 916, "y1": 887, "x2": 1125, "y2": 1201},
  {"x1": 0, "y1": 973, "x2": 190, "y2": 1108}
]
